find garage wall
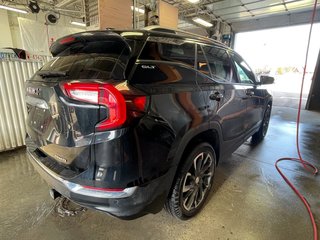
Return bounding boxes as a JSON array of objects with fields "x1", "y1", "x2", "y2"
[
  {"x1": 18, "y1": 17, "x2": 82, "y2": 54},
  {"x1": 0, "y1": 58, "x2": 49, "y2": 152},
  {"x1": 0, "y1": 10, "x2": 13, "y2": 48},
  {"x1": 1, "y1": 10, "x2": 84, "y2": 51}
]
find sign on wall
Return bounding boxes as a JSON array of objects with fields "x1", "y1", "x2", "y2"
[{"x1": 0, "y1": 49, "x2": 18, "y2": 60}]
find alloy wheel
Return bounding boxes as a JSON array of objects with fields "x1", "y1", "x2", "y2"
[
  {"x1": 181, "y1": 151, "x2": 214, "y2": 211},
  {"x1": 262, "y1": 106, "x2": 271, "y2": 137}
]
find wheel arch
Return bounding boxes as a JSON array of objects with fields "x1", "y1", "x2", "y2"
[{"x1": 173, "y1": 122, "x2": 223, "y2": 172}]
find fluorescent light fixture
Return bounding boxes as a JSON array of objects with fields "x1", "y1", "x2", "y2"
[
  {"x1": 192, "y1": 17, "x2": 213, "y2": 27},
  {"x1": 0, "y1": 5, "x2": 28, "y2": 14},
  {"x1": 71, "y1": 21, "x2": 86, "y2": 27},
  {"x1": 131, "y1": 6, "x2": 145, "y2": 14},
  {"x1": 121, "y1": 32, "x2": 144, "y2": 37},
  {"x1": 187, "y1": 0, "x2": 200, "y2": 3}
]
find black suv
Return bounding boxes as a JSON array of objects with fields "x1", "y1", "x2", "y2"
[{"x1": 26, "y1": 26, "x2": 273, "y2": 220}]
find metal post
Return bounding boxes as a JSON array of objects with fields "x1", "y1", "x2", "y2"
[{"x1": 306, "y1": 49, "x2": 320, "y2": 111}]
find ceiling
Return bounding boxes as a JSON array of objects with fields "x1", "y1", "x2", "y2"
[
  {"x1": 164, "y1": 0, "x2": 319, "y2": 23},
  {"x1": 1, "y1": 0, "x2": 85, "y2": 18},
  {"x1": 1, "y1": 0, "x2": 319, "y2": 32}
]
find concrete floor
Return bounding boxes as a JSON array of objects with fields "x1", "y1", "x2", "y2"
[{"x1": 0, "y1": 106, "x2": 319, "y2": 240}]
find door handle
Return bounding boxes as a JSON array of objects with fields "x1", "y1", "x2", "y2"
[
  {"x1": 245, "y1": 90, "x2": 255, "y2": 96},
  {"x1": 209, "y1": 92, "x2": 223, "y2": 101}
]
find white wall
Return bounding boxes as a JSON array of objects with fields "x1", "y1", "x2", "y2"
[
  {"x1": 0, "y1": 9, "x2": 85, "y2": 52},
  {"x1": 0, "y1": 9, "x2": 13, "y2": 48}
]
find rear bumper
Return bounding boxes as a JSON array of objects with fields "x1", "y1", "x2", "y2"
[{"x1": 27, "y1": 149, "x2": 174, "y2": 219}]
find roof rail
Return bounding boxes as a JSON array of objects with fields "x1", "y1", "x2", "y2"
[
  {"x1": 143, "y1": 25, "x2": 205, "y2": 38},
  {"x1": 142, "y1": 25, "x2": 224, "y2": 47}
]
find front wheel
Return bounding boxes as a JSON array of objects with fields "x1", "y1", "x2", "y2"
[
  {"x1": 252, "y1": 104, "x2": 271, "y2": 144},
  {"x1": 165, "y1": 143, "x2": 216, "y2": 220}
]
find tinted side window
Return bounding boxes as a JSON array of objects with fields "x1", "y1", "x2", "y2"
[
  {"x1": 197, "y1": 45, "x2": 211, "y2": 78},
  {"x1": 130, "y1": 63, "x2": 196, "y2": 84},
  {"x1": 139, "y1": 41, "x2": 195, "y2": 67},
  {"x1": 202, "y1": 46, "x2": 231, "y2": 81},
  {"x1": 232, "y1": 54, "x2": 256, "y2": 84}
]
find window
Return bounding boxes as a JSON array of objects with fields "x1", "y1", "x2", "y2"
[
  {"x1": 36, "y1": 54, "x2": 126, "y2": 80},
  {"x1": 130, "y1": 63, "x2": 196, "y2": 84},
  {"x1": 34, "y1": 39, "x2": 133, "y2": 81},
  {"x1": 232, "y1": 54, "x2": 256, "y2": 84},
  {"x1": 196, "y1": 45, "x2": 210, "y2": 77},
  {"x1": 202, "y1": 46, "x2": 231, "y2": 81},
  {"x1": 139, "y1": 40, "x2": 196, "y2": 67},
  {"x1": 133, "y1": 39, "x2": 197, "y2": 85}
]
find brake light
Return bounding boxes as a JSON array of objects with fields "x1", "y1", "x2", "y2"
[
  {"x1": 61, "y1": 82, "x2": 126, "y2": 131},
  {"x1": 59, "y1": 36, "x2": 75, "y2": 45}
]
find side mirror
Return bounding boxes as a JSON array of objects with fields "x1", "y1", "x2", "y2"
[{"x1": 259, "y1": 75, "x2": 275, "y2": 85}]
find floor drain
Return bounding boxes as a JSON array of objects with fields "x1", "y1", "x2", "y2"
[{"x1": 54, "y1": 197, "x2": 87, "y2": 217}]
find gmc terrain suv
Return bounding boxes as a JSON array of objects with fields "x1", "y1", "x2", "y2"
[{"x1": 26, "y1": 26, "x2": 273, "y2": 220}]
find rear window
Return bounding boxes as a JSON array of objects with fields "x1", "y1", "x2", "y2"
[
  {"x1": 33, "y1": 39, "x2": 132, "y2": 81},
  {"x1": 55, "y1": 40, "x2": 129, "y2": 57},
  {"x1": 36, "y1": 54, "x2": 126, "y2": 80}
]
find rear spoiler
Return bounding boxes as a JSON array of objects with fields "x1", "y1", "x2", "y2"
[{"x1": 50, "y1": 31, "x2": 132, "y2": 57}]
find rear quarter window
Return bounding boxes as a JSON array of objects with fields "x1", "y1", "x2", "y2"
[
  {"x1": 131, "y1": 39, "x2": 197, "y2": 85},
  {"x1": 130, "y1": 63, "x2": 196, "y2": 84},
  {"x1": 139, "y1": 41, "x2": 195, "y2": 67}
]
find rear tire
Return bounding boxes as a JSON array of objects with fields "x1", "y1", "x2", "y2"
[
  {"x1": 165, "y1": 143, "x2": 216, "y2": 220},
  {"x1": 252, "y1": 104, "x2": 271, "y2": 144}
]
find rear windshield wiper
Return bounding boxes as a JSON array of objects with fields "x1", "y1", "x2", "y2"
[{"x1": 38, "y1": 71, "x2": 68, "y2": 78}]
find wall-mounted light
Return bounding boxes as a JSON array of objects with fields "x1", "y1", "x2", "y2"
[
  {"x1": 0, "y1": 5, "x2": 28, "y2": 14},
  {"x1": 71, "y1": 21, "x2": 86, "y2": 27},
  {"x1": 192, "y1": 17, "x2": 213, "y2": 27},
  {"x1": 131, "y1": 6, "x2": 145, "y2": 14}
]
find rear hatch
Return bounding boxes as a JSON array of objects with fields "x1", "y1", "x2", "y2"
[{"x1": 26, "y1": 31, "x2": 132, "y2": 177}]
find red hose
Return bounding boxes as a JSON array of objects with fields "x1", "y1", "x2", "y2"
[{"x1": 274, "y1": 1, "x2": 318, "y2": 239}]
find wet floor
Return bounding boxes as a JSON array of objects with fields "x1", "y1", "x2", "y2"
[{"x1": 0, "y1": 106, "x2": 319, "y2": 240}]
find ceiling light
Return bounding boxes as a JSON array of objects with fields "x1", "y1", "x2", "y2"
[
  {"x1": 0, "y1": 5, "x2": 28, "y2": 14},
  {"x1": 131, "y1": 6, "x2": 145, "y2": 14},
  {"x1": 187, "y1": 0, "x2": 200, "y2": 3},
  {"x1": 192, "y1": 17, "x2": 213, "y2": 27},
  {"x1": 71, "y1": 21, "x2": 86, "y2": 27},
  {"x1": 121, "y1": 32, "x2": 144, "y2": 37}
]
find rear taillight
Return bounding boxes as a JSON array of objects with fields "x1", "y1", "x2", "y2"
[{"x1": 61, "y1": 82, "x2": 126, "y2": 131}]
